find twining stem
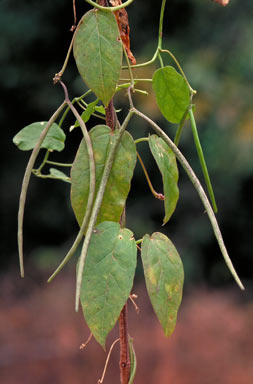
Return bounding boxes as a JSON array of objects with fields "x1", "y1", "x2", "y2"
[
  {"x1": 132, "y1": 106, "x2": 244, "y2": 291},
  {"x1": 158, "y1": 0, "x2": 167, "y2": 50},
  {"x1": 99, "y1": 4, "x2": 131, "y2": 384},
  {"x1": 53, "y1": 32, "x2": 76, "y2": 82},
  {"x1": 159, "y1": 49, "x2": 196, "y2": 95},
  {"x1": 71, "y1": 0, "x2": 77, "y2": 31},
  {"x1": 98, "y1": 338, "x2": 120, "y2": 384},
  {"x1": 89, "y1": 0, "x2": 135, "y2": 11},
  {"x1": 128, "y1": 337, "x2": 137, "y2": 384},
  {"x1": 119, "y1": 304, "x2": 131, "y2": 384},
  {"x1": 45, "y1": 160, "x2": 72, "y2": 167},
  {"x1": 75, "y1": 108, "x2": 134, "y2": 311},
  {"x1": 188, "y1": 107, "x2": 218, "y2": 213},
  {"x1": 122, "y1": 44, "x2": 135, "y2": 89},
  {"x1": 119, "y1": 79, "x2": 152, "y2": 83},
  {"x1": 48, "y1": 82, "x2": 96, "y2": 283},
  {"x1": 58, "y1": 90, "x2": 92, "y2": 127},
  {"x1": 18, "y1": 101, "x2": 67, "y2": 277},
  {"x1": 174, "y1": 108, "x2": 189, "y2": 147},
  {"x1": 137, "y1": 151, "x2": 164, "y2": 200},
  {"x1": 37, "y1": 150, "x2": 50, "y2": 173},
  {"x1": 34, "y1": 152, "x2": 72, "y2": 177},
  {"x1": 134, "y1": 137, "x2": 149, "y2": 145},
  {"x1": 122, "y1": 0, "x2": 168, "y2": 69},
  {"x1": 80, "y1": 332, "x2": 93, "y2": 350}
]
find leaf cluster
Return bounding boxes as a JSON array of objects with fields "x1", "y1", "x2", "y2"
[{"x1": 13, "y1": 0, "x2": 245, "y2": 381}]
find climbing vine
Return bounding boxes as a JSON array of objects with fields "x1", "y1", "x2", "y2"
[{"x1": 13, "y1": 0, "x2": 242, "y2": 382}]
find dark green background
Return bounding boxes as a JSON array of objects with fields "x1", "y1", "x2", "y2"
[{"x1": 1, "y1": 0, "x2": 252, "y2": 287}]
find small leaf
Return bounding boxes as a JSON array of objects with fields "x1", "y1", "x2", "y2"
[
  {"x1": 49, "y1": 168, "x2": 70, "y2": 183},
  {"x1": 149, "y1": 135, "x2": 179, "y2": 224},
  {"x1": 152, "y1": 66, "x2": 190, "y2": 124},
  {"x1": 73, "y1": 10, "x2": 122, "y2": 106},
  {"x1": 95, "y1": 105, "x2": 106, "y2": 115},
  {"x1": 71, "y1": 125, "x2": 136, "y2": 228},
  {"x1": 13, "y1": 122, "x2": 66, "y2": 152},
  {"x1": 71, "y1": 99, "x2": 99, "y2": 131},
  {"x1": 80, "y1": 221, "x2": 137, "y2": 348},
  {"x1": 141, "y1": 232, "x2": 184, "y2": 337}
]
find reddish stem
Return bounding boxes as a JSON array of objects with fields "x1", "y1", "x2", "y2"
[
  {"x1": 105, "y1": 98, "x2": 116, "y2": 131},
  {"x1": 119, "y1": 304, "x2": 130, "y2": 384},
  {"x1": 97, "y1": 3, "x2": 130, "y2": 382}
]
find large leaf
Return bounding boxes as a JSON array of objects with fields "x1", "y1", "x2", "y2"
[
  {"x1": 149, "y1": 134, "x2": 179, "y2": 224},
  {"x1": 73, "y1": 10, "x2": 122, "y2": 107},
  {"x1": 152, "y1": 66, "x2": 190, "y2": 124},
  {"x1": 71, "y1": 125, "x2": 136, "y2": 228},
  {"x1": 80, "y1": 221, "x2": 137, "y2": 348},
  {"x1": 13, "y1": 122, "x2": 66, "y2": 151},
  {"x1": 141, "y1": 232, "x2": 184, "y2": 337}
]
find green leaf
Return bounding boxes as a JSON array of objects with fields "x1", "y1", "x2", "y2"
[
  {"x1": 71, "y1": 99, "x2": 99, "y2": 131},
  {"x1": 141, "y1": 232, "x2": 184, "y2": 337},
  {"x1": 94, "y1": 105, "x2": 106, "y2": 115},
  {"x1": 152, "y1": 66, "x2": 190, "y2": 124},
  {"x1": 149, "y1": 135, "x2": 179, "y2": 224},
  {"x1": 73, "y1": 10, "x2": 122, "y2": 107},
  {"x1": 80, "y1": 221, "x2": 137, "y2": 348},
  {"x1": 13, "y1": 122, "x2": 66, "y2": 151},
  {"x1": 71, "y1": 125, "x2": 136, "y2": 228},
  {"x1": 49, "y1": 168, "x2": 70, "y2": 183}
]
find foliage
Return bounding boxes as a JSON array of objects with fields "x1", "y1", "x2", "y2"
[{"x1": 12, "y1": 0, "x2": 246, "y2": 382}]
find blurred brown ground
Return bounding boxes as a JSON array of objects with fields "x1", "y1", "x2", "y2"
[{"x1": 0, "y1": 272, "x2": 252, "y2": 384}]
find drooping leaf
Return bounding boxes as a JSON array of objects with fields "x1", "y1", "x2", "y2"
[
  {"x1": 73, "y1": 10, "x2": 122, "y2": 107},
  {"x1": 149, "y1": 135, "x2": 179, "y2": 224},
  {"x1": 141, "y1": 232, "x2": 184, "y2": 337},
  {"x1": 152, "y1": 66, "x2": 190, "y2": 124},
  {"x1": 71, "y1": 125, "x2": 136, "y2": 228},
  {"x1": 80, "y1": 221, "x2": 137, "y2": 348},
  {"x1": 13, "y1": 122, "x2": 66, "y2": 151},
  {"x1": 49, "y1": 168, "x2": 70, "y2": 183}
]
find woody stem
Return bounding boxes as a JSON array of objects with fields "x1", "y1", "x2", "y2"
[{"x1": 97, "y1": 2, "x2": 130, "y2": 382}]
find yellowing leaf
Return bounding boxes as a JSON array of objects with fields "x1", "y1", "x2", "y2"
[{"x1": 141, "y1": 232, "x2": 184, "y2": 337}]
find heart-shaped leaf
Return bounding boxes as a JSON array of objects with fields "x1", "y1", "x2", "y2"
[
  {"x1": 80, "y1": 221, "x2": 137, "y2": 348},
  {"x1": 73, "y1": 10, "x2": 122, "y2": 107},
  {"x1": 152, "y1": 66, "x2": 190, "y2": 124},
  {"x1": 71, "y1": 125, "x2": 136, "y2": 229},
  {"x1": 149, "y1": 134, "x2": 179, "y2": 224},
  {"x1": 141, "y1": 232, "x2": 184, "y2": 337},
  {"x1": 13, "y1": 122, "x2": 65, "y2": 151}
]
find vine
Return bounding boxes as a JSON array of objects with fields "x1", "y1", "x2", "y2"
[{"x1": 13, "y1": 0, "x2": 243, "y2": 383}]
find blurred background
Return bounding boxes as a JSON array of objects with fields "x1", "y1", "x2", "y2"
[{"x1": 0, "y1": 0, "x2": 252, "y2": 382}]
